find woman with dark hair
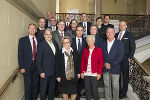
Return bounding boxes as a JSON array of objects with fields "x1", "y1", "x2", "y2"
[{"x1": 55, "y1": 36, "x2": 80, "y2": 100}]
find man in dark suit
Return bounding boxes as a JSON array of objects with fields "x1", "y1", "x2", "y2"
[
  {"x1": 90, "y1": 25, "x2": 103, "y2": 48},
  {"x1": 64, "y1": 14, "x2": 71, "y2": 32},
  {"x1": 36, "y1": 29, "x2": 58, "y2": 100},
  {"x1": 71, "y1": 25, "x2": 87, "y2": 100},
  {"x1": 49, "y1": 17, "x2": 57, "y2": 32},
  {"x1": 53, "y1": 20, "x2": 71, "y2": 49},
  {"x1": 45, "y1": 11, "x2": 52, "y2": 28},
  {"x1": 78, "y1": 13, "x2": 92, "y2": 38},
  {"x1": 96, "y1": 17, "x2": 104, "y2": 38},
  {"x1": 102, "y1": 27, "x2": 124, "y2": 100},
  {"x1": 35, "y1": 17, "x2": 46, "y2": 41},
  {"x1": 18, "y1": 24, "x2": 39, "y2": 100},
  {"x1": 115, "y1": 21, "x2": 136, "y2": 99},
  {"x1": 101, "y1": 15, "x2": 114, "y2": 41}
]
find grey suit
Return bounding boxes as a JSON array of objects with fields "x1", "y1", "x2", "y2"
[{"x1": 53, "y1": 30, "x2": 71, "y2": 49}]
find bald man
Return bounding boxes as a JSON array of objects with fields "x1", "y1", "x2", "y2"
[{"x1": 115, "y1": 21, "x2": 136, "y2": 99}]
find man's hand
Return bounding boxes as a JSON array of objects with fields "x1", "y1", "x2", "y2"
[
  {"x1": 40, "y1": 73, "x2": 45, "y2": 78},
  {"x1": 81, "y1": 73, "x2": 84, "y2": 79},
  {"x1": 128, "y1": 58, "x2": 131, "y2": 62},
  {"x1": 77, "y1": 74, "x2": 80, "y2": 79},
  {"x1": 20, "y1": 69, "x2": 25, "y2": 74},
  {"x1": 104, "y1": 63, "x2": 111, "y2": 69},
  {"x1": 97, "y1": 74, "x2": 101, "y2": 80},
  {"x1": 57, "y1": 77, "x2": 61, "y2": 83}
]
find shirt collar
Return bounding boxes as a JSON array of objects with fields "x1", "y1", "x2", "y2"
[
  {"x1": 62, "y1": 47, "x2": 73, "y2": 53},
  {"x1": 107, "y1": 38, "x2": 115, "y2": 43},
  {"x1": 120, "y1": 30, "x2": 126, "y2": 34},
  {"x1": 58, "y1": 30, "x2": 64, "y2": 34},
  {"x1": 39, "y1": 27, "x2": 45, "y2": 30},
  {"x1": 29, "y1": 35, "x2": 35, "y2": 39},
  {"x1": 46, "y1": 40, "x2": 52, "y2": 44}
]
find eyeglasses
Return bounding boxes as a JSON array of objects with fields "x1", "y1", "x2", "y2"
[{"x1": 63, "y1": 42, "x2": 70, "y2": 44}]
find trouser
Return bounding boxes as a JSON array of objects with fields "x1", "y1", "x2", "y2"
[
  {"x1": 103, "y1": 72, "x2": 120, "y2": 100},
  {"x1": 23, "y1": 62, "x2": 39, "y2": 100},
  {"x1": 40, "y1": 75, "x2": 56, "y2": 100},
  {"x1": 76, "y1": 78, "x2": 85, "y2": 100},
  {"x1": 84, "y1": 76, "x2": 99, "y2": 100},
  {"x1": 119, "y1": 58, "x2": 129, "y2": 96}
]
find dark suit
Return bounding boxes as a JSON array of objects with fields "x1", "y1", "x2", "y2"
[
  {"x1": 64, "y1": 22, "x2": 71, "y2": 32},
  {"x1": 78, "y1": 22, "x2": 92, "y2": 37},
  {"x1": 102, "y1": 39, "x2": 124, "y2": 74},
  {"x1": 35, "y1": 28, "x2": 45, "y2": 41},
  {"x1": 115, "y1": 31, "x2": 136, "y2": 97},
  {"x1": 71, "y1": 37, "x2": 87, "y2": 100},
  {"x1": 18, "y1": 36, "x2": 39, "y2": 100},
  {"x1": 45, "y1": 19, "x2": 50, "y2": 29},
  {"x1": 36, "y1": 40, "x2": 58, "y2": 100},
  {"x1": 95, "y1": 36, "x2": 103, "y2": 48},
  {"x1": 53, "y1": 30, "x2": 71, "y2": 49},
  {"x1": 101, "y1": 24, "x2": 114, "y2": 41}
]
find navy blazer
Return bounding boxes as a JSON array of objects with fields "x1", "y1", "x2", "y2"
[
  {"x1": 95, "y1": 36, "x2": 103, "y2": 48},
  {"x1": 18, "y1": 36, "x2": 39, "y2": 72},
  {"x1": 36, "y1": 40, "x2": 58, "y2": 76},
  {"x1": 71, "y1": 37, "x2": 87, "y2": 59},
  {"x1": 115, "y1": 31, "x2": 136, "y2": 59},
  {"x1": 101, "y1": 39, "x2": 124, "y2": 74}
]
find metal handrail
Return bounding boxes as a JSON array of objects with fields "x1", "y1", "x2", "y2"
[{"x1": 0, "y1": 68, "x2": 19, "y2": 96}]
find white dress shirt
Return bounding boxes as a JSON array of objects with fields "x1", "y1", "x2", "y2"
[
  {"x1": 76, "y1": 37, "x2": 82, "y2": 50},
  {"x1": 29, "y1": 35, "x2": 37, "y2": 60},
  {"x1": 83, "y1": 22, "x2": 87, "y2": 37},
  {"x1": 39, "y1": 27, "x2": 45, "y2": 31},
  {"x1": 62, "y1": 47, "x2": 73, "y2": 73},
  {"x1": 117, "y1": 31, "x2": 126, "y2": 40},
  {"x1": 51, "y1": 26, "x2": 56, "y2": 31},
  {"x1": 107, "y1": 39, "x2": 115, "y2": 54},
  {"x1": 58, "y1": 30, "x2": 64, "y2": 37}
]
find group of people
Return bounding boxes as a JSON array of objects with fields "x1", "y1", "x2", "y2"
[{"x1": 18, "y1": 11, "x2": 136, "y2": 100}]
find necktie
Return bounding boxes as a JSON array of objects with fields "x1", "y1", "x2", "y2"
[
  {"x1": 83, "y1": 22, "x2": 87, "y2": 38},
  {"x1": 118, "y1": 32, "x2": 122, "y2": 40},
  {"x1": 78, "y1": 39, "x2": 82, "y2": 53},
  {"x1": 41, "y1": 29, "x2": 43, "y2": 32},
  {"x1": 67, "y1": 23, "x2": 69, "y2": 29},
  {"x1": 32, "y1": 37, "x2": 36, "y2": 60},
  {"x1": 61, "y1": 32, "x2": 63, "y2": 38}
]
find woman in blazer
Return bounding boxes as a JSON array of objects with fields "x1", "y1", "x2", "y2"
[{"x1": 55, "y1": 36, "x2": 80, "y2": 100}]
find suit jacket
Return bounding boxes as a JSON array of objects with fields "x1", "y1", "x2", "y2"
[
  {"x1": 36, "y1": 40, "x2": 58, "y2": 76},
  {"x1": 101, "y1": 39, "x2": 124, "y2": 74},
  {"x1": 71, "y1": 37, "x2": 87, "y2": 59},
  {"x1": 101, "y1": 24, "x2": 114, "y2": 41},
  {"x1": 55, "y1": 49, "x2": 80, "y2": 79},
  {"x1": 64, "y1": 22, "x2": 71, "y2": 32},
  {"x1": 95, "y1": 36, "x2": 103, "y2": 48},
  {"x1": 66, "y1": 29, "x2": 76, "y2": 39},
  {"x1": 53, "y1": 30, "x2": 71, "y2": 49},
  {"x1": 45, "y1": 19, "x2": 50, "y2": 29},
  {"x1": 78, "y1": 22, "x2": 92, "y2": 36},
  {"x1": 35, "y1": 28, "x2": 45, "y2": 41},
  {"x1": 115, "y1": 31, "x2": 136, "y2": 59},
  {"x1": 18, "y1": 36, "x2": 39, "y2": 72}
]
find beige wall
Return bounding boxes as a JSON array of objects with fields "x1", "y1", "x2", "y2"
[
  {"x1": 0, "y1": 0, "x2": 54, "y2": 100},
  {"x1": 32, "y1": 0, "x2": 56, "y2": 15},
  {"x1": 146, "y1": 0, "x2": 150, "y2": 14},
  {"x1": 59, "y1": 0, "x2": 95, "y2": 14}
]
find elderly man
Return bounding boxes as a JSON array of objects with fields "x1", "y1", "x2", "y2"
[
  {"x1": 81, "y1": 35, "x2": 103, "y2": 100},
  {"x1": 50, "y1": 17, "x2": 57, "y2": 32},
  {"x1": 115, "y1": 21, "x2": 136, "y2": 99},
  {"x1": 45, "y1": 11, "x2": 53, "y2": 28},
  {"x1": 102, "y1": 27, "x2": 124, "y2": 100}
]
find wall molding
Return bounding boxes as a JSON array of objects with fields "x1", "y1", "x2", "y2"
[{"x1": 7, "y1": 0, "x2": 44, "y2": 22}]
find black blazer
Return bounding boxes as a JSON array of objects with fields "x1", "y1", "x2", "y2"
[
  {"x1": 101, "y1": 24, "x2": 114, "y2": 40},
  {"x1": 78, "y1": 22, "x2": 92, "y2": 35},
  {"x1": 101, "y1": 39, "x2": 124, "y2": 74},
  {"x1": 71, "y1": 37, "x2": 87, "y2": 59},
  {"x1": 45, "y1": 19, "x2": 50, "y2": 29},
  {"x1": 95, "y1": 36, "x2": 103, "y2": 48},
  {"x1": 18, "y1": 36, "x2": 39, "y2": 72},
  {"x1": 36, "y1": 40, "x2": 58, "y2": 76},
  {"x1": 115, "y1": 31, "x2": 136, "y2": 59},
  {"x1": 55, "y1": 49, "x2": 80, "y2": 78},
  {"x1": 35, "y1": 28, "x2": 45, "y2": 41}
]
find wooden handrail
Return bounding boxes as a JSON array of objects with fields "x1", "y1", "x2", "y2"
[
  {"x1": 0, "y1": 68, "x2": 19, "y2": 96},
  {"x1": 133, "y1": 57, "x2": 150, "y2": 76}
]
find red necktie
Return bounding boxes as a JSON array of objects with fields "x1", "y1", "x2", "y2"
[
  {"x1": 118, "y1": 32, "x2": 122, "y2": 40},
  {"x1": 61, "y1": 32, "x2": 63, "y2": 38},
  {"x1": 41, "y1": 29, "x2": 43, "y2": 32},
  {"x1": 32, "y1": 37, "x2": 36, "y2": 60},
  {"x1": 67, "y1": 23, "x2": 69, "y2": 29}
]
